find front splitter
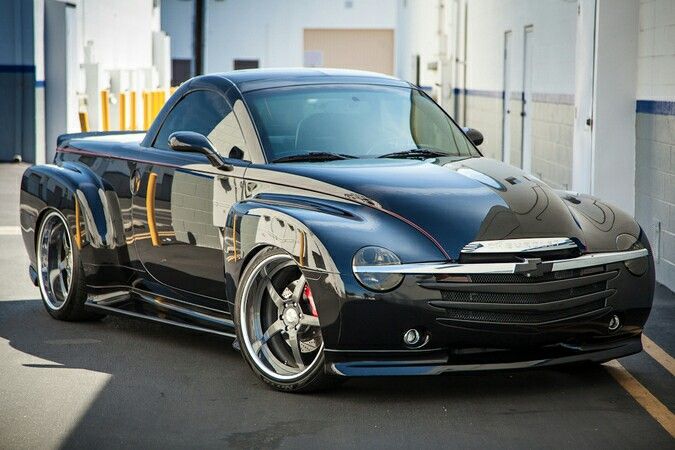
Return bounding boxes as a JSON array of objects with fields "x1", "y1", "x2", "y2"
[{"x1": 326, "y1": 337, "x2": 642, "y2": 376}]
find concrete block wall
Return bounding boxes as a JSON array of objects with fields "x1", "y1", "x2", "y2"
[
  {"x1": 459, "y1": 0, "x2": 576, "y2": 180},
  {"x1": 465, "y1": 93, "x2": 502, "y2": 161},
  {"x1": 635, "y1": 112, "x2": 675, "y2": 290},
  {"x1": 530, "y1": 99, "x2": 574, "y2": 189},
  {"x1": 634, "y1": 0, "x2": 675, "y2": 291}
]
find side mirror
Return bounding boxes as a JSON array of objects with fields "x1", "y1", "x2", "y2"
[
  {"x1": 168, "y1": 131, "x2": 233, "y2": 171},
  {"x1": 463, "y1": 127, "x2": 484, "y2": 146}
]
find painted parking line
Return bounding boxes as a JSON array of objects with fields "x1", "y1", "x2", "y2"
[
  {"x1": 605, "y1": 359, "x2": 675, "y2": 438},
  {"x1": 0, "y1": 226, "x2": 20, "y2": 235},
  {"x1": 643, "y1": 335, "x2": 675, "y2": 377}
]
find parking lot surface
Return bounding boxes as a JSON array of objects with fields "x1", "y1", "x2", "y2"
[{"x1": 0, "y1": 163, "x2": 673, "y2": 449}]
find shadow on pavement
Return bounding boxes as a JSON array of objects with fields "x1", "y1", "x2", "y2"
[{"x1": 0, "y1": 298, "x2": 671, "y2": 449}]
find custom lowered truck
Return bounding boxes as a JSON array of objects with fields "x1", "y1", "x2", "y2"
[{"x1": 20, "y1": 69, "x2": 654, "y2": 391}]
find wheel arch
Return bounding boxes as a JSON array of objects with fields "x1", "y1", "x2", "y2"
[
  {"x1": 20, "y1": 161, "x2": 126, "y2": 269},
  {"x1": 223, "y1": 198, "x2": 340, "y2": 308}
]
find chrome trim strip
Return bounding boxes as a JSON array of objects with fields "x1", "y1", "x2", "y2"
[
  {"x1": 549, "y1": 248, "x2": 648, "y2": 271},
  {"x1": 352, "y1": 248, "x2": 648, "y2": 275},
  {"x1": 461, "y1": 237, "x2": 578, "y2": 253}
]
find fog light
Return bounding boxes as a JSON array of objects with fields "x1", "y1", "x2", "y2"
[
  {"x1": 608, "y1": 315, "x2": 621, "y2": 331},
  {"x1": 403, "y1": 329, "x2": 421, "y2": 346}
]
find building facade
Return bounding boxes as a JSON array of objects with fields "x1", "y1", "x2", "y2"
[{"x1": 0, "y1": 0, "x2": 170, "y2": 163}]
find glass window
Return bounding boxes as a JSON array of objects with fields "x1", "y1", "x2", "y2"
[
  {"x1": 154, "y1": 90, "x2": 247, "y2": 159},
  {"x1": 244, "y1": 85, "x2": 479, "y2": 162}
]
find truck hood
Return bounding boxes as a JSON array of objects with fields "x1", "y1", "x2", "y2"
[{"x1": 265, "y1": 157, "x2": 639, "y2": 260}]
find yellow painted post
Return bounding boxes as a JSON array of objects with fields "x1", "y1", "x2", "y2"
[
  {"x1": 153, "y1": 90, "x2": 161, "y2": 120},
  {"x1": 149, "y1": 91, "x2": 155, "y2": 122},
  {"x1": 100, "y1": 90, "x2": 110, "y2": 131},
  {"x1": 146, "y1": 172, "x2": 160, "y2": 247},
  {"x1": 119, "y1": 92, "x2": 127, "y2": 131},
  {"x1": 74, "y1": 198, "x2": 82, "y2": 249},
  {"x1": 130, "y1": 91, "x2": 137, "y2": 130},
  {"x1": 143, "y1": 91, "x2": 151, "y2": 130},
  {"x1": 78, "y1": 112, "x2": 90, "y2": 132}
]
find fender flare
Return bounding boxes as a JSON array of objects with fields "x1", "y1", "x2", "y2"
[{"x1": 20, "y1": 162, "x2": 125, "y2": 265}]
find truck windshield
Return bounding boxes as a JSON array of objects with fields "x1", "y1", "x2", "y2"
[{"x1": 243, "y1": 84, "x2": 480, "y2": 162}]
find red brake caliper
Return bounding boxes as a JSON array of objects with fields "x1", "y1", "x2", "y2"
[{"x1": 303, "y1": 284, "x2": 319, "y2": 317}]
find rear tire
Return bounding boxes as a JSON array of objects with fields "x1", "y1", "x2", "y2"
[
  {"x1": 234, "y1": 247, "x2": 342, "y2": 392},
  {"x1": 36, "y1": 209, "x2": 104, "y2": 321}
]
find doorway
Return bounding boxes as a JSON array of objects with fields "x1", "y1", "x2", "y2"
[
  {"x1": 502, "y1": 31, "x2": 512, "y2": 163},
  {"x1": 521, "y1": 25, "x2": 534, "y2": 173},
  {"x1": 303, "y1": 29, "x2": 395, "y2": 75}
]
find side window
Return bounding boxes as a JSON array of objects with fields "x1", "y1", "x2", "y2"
[{"x1": 154, "y1": 90, "x2": 248, "y2": 159}]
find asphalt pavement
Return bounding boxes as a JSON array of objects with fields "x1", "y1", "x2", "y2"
[{"x1": 0, "y1": 162, "x2": 673, "y2": 449}]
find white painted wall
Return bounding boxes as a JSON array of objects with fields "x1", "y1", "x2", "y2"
[
  {"x1": 202, "y1": 0, "x2": 397, "y2": 73},
  {"x1": 637, "y1": 0, "x2": 675, "y2": 100},
  {"x1": 463, "y1": 0, "x2": 577, "y2": 95},
  {"x1": 395, "y1": 0, "x2": 442, "y2": 88},
  {"x1": 162, "y1": 0, "x2": 194, "y2": 60},
  {"x1": 591, "y1": 0, "x2": 639, "y2": 215},
  {"x1": 74, "y1": 0, "x2": 159, "y2": 72}
]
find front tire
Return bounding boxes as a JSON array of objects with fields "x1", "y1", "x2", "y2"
[
  {"x1": 234, "y1": 247, "x2": 340, "y2": 392},
  {"x1": 36, "y1": 209, "x2": 103, "y2": 321}
]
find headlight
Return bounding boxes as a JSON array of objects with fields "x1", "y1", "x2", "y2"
[{"x1": 352, "y1": 246, "x2": 404, "y2": 292}]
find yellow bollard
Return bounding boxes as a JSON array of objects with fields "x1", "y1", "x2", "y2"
[
  {"x1": 143, "y1": 91, "x2": 151, "y2": 130},
  {"x1": 74, "y1": 198, "x2": 82, "y2": 249},
  {"x1": 146, "y1": 172, "x2": 160, "y2": 247},
  {"x1": 130, "y1": 91, "x2": 137, "y2": 130},
  {"x1": 153, "y1": 90, "x2": 161, "y2": 120},
  {"x1": 119, "y1": 92, "x2": 127, "y2": 131},
  {"x1": 78, "y1": 112, "x2": 90, "y2": 132},
  {"x1": 100, "y1": 90, "x2": 110, "y2": 131}
]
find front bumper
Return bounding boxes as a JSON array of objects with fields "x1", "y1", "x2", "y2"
[{"x1": 309, "y1": 245, "x2": 655, "y2": 377}]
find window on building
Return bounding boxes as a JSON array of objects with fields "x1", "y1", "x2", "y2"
[
  {"x1": 153, "y1": 90, "x2": 247, "y2": 160},
  {"x1": 171, "y1": 59, "x2": 192, "y2": 86},
  {"x1": 233, "y1": 59, "x2": 259, "y2": 70}
]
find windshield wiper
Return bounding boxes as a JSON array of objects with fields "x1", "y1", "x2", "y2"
[
  {"x1": 271, "y1": 152, "x2": 357, "y2": 163},
  {"x1": 377, "y1": 148, "x2": 449, "y2": 159}
]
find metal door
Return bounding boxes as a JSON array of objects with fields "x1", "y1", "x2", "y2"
[
  {"x1": 521, "y1": 25, "x2": 534, "y2": 173},
  {"x1": 502, "y1": 31, "x2": 513, "y2": 164}
]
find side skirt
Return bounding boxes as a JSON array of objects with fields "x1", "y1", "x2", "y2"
[{"x1": 85, "y1": 287, "x2": 236, "y2": 339}]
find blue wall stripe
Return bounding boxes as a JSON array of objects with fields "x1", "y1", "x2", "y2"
[
  {"x1": 636, "y1": 100, "x2": 675, "y2": 116},
  {"x1": 0, "y1": 64, "x2": 36, "y2": 73}
]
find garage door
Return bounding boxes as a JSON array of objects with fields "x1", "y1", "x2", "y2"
[{"x1": 303, "y1": 29, "x2": 394, "y2": 75}]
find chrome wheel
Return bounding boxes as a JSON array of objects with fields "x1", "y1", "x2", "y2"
[
  {"x1": 37, "y1": 211, "x2": 74, "y2": 310},
  {"x1": 240, "y1": 254, "x2": 323, "y2": 381}
]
